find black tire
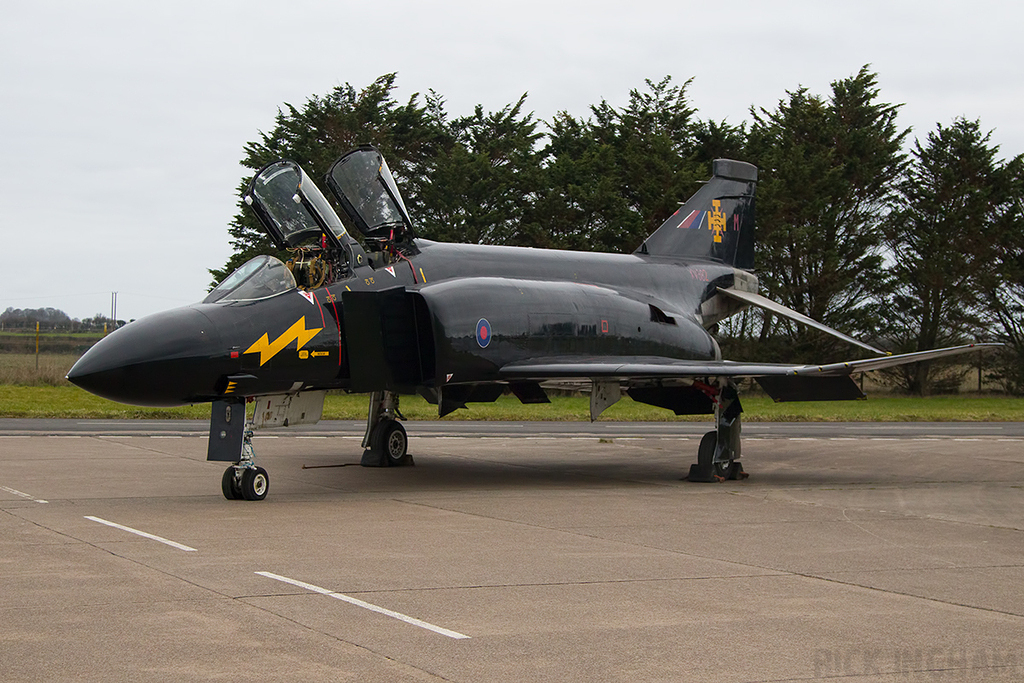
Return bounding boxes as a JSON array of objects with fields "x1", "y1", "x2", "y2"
[
  {"x1": 376, "y1": 419, "x2": 408, "y2": 465},
  {"x1": 697, "y1": 431, "x2": 717, "y2": 469},
  {"x1": 221, "y1": 467, "x2": 243, "y2": 500},
  {"x1": 697, "y1": 430, "x2": 735, "y2": 480},
  {"x1": 240, "y1": 466, "x2": 269, "y2": 501}
]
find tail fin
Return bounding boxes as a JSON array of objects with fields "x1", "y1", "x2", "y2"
[{"x1": 636, "y1": 159, "x2": 757, "y2": 270}]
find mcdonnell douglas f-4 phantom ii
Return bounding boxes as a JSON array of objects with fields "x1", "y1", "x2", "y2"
[{"x1": 67, "y1": 147, "x2": 995, "y2": 500}]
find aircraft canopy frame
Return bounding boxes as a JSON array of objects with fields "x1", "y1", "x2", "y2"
[
  {"x1": 244, "y1": 160, "x2": 349, "y2": 250},
  {"x1": 326, "y1": 146, "x2": 414, "y2": 242}
]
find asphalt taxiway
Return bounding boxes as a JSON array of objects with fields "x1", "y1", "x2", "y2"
[{"x1": 1, "y1": 419, "x2": 1022, "y2": 681}]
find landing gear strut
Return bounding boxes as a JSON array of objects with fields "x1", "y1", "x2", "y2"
[
  {"x1": 360, "y1": 391, "x2": 411, "y2": 467},
  {"x1": 209, "y1": 399, "x2": 270, "y2": 501},
  {"x1": 687, "y1": 381, "x2": 747, "y2": 482}
]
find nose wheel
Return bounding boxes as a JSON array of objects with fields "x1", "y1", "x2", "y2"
[
  {"x1": 221, "y1": 420, "x2": 270, "y2": 500},
  {"x1": 221, "y1": 467, "x2": 243, "y2": 499},
  {"x1": 223, "y1": 464, "x2": 270, "y2": 501}
]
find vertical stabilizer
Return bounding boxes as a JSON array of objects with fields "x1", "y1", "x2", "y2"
[{"x1": 637, "y1": 159, "x2": 757, "y2": 270}]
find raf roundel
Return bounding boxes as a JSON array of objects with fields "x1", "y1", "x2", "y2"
[{"x1": 476, "y1": 318, "x2": 492, "y2": 348}]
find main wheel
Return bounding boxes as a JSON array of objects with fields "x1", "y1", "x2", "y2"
[
  {"x1": 373, "y1": 419, "x2": 408, "y2": 465},
  {"x1": 697, "y1": 430, "x2": 717, "y2": 470},
  {"x1": 221, "y1": 467, "x2": 243, "y2": 500},
  {"x1": 240, "y1": 466, "x2": 269, "y2": 501},
  {"x1": 697, "y1": 430, "x2": 736, "y2": 480}
]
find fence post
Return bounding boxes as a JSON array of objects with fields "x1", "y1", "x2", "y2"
[{"x1": 35, "y1": 321, "x2": 40, "y2": 371}]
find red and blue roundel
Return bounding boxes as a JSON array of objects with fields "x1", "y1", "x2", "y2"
[{"x1": 476, "y1": 318, "x2": 492, "y2": 348}]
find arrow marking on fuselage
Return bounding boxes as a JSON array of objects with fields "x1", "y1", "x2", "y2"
[{"x1": 244, "y1": 317, "x2": 323, "y2": 366}]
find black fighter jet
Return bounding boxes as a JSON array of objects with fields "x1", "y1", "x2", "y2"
[{"x1": 67, "y1": 147, "x2": 994, "y2": 500}]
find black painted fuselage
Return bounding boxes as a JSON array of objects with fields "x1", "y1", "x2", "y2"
[{"x1": 68, "y1": 239, "x2": 739, "y2": 407}]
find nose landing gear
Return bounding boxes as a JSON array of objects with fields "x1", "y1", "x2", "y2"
[
  {"x1": 221, "y1": 425, "x2": 270, "y2": 500},
  {"x1": 209, "y1": 399, "x2": 271, "y2": 501},
  {"x1": 219, "y1": 422, "x2": 270, "y2": 500}
]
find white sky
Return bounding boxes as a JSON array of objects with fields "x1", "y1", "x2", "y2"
[{"x1": 3, "y1": 0, "x2": 1022, "y2": 321}]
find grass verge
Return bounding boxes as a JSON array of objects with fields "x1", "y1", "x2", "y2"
[{"x1": 1, "y1": 385, "x2": 1021, "y2": 421}]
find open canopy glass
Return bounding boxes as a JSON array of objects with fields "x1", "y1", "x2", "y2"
[
  {"x1": 326, "y1": 146, "x2": 413, "y2": 241},
  {"x1": 244, "y1": 160, "x2": 349, "y2": 250}
]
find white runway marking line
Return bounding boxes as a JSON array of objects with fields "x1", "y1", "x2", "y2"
[
  {"x1": 84, "y1": 516, "x2": 197, "y2": 552},
  {"x1": 1, "y1": 486, "x2": 47, "y2": 504},
  {"x1": 256, "y1": 571, "x2": 470, "y2": 640}
]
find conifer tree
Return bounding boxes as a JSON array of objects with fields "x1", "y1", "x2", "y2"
[
  {"x1": 744, "y1": 67, "x2": 907, "y2": 362},
  {"x1": 882, "y1": 119, "x2": 1017, "y2": 393}
]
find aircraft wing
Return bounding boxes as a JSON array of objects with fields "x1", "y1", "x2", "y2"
[
  {"x1": 500, "y1": 344, "x2": 999, "y2": 379},
  {"x1": 500, "y1": 343, "x2": 1001, "y2": 403},
  {"x1": 716, "y1": 287, "x2": 887, "y2": 355}
]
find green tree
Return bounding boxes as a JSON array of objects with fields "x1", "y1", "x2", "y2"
[
  {"x1": 524, "y1": 110, "x2": 635, "y2": 251},
  {"x1": 210, "y1": 74, "x2": 449, "y2": 284},
  {"x1": 533, "y1": 77, "x2": 717, "y2": 253},
  {"x1": 413, "y1": 95, "x2": 546, "y2": 245},
  {"x1": 744, "y1": 67, "x2": 907, "y2": 362},
  {"x1": 976, "y1": 152, "x2": 1024, "y2": 394},
  {"x1": 0, "y1": 307, "x2": 73, "y2": 330},
  {"x1": 880, "y1": 118, "x2": 1012, "y2": 393}
]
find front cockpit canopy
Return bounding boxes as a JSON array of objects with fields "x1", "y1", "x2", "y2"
[
  {"x1": 326, "y1": 146, "x2": 414, "y2": 243},
  {"x1": 203, "y1": 255, "x2": 296, "y2": 304},
  {"x1": 245, "y1": 161, "x2": 349, "y2": 250}
]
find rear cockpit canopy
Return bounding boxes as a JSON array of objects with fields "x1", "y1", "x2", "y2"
[
  {"x1": 326, "y1": 146, "x2": 414, "y2": 244},
  {"x1": 203, "y1": 255, "x2": 296, "y2": 303}
]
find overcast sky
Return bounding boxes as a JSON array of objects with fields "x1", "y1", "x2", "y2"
[{"x1": 3, "y1": 0, "x2": 1022, "y2": 322}]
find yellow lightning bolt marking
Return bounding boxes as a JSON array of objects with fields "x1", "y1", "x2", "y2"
[{"x1": 244, "y1": 317, "x2": 323, "y2": 366}]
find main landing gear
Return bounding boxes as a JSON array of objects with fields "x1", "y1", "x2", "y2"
[
  {"x1": 687, "y1": 381, "x2": 748, "y2": 482},
  {"x1": 221, "y1": 423, "x2": 270, "y2": 500},
  {"x1": 360, "y1": 391, "x2": 412, "y2": 467}
]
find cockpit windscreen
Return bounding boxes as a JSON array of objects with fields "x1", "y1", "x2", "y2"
[{"x1": 203, "y1": 255, "x2": 296, "y2": 303}]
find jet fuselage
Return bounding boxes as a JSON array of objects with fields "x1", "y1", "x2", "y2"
[{"x1": 67, "y1": 239, "x2": 741, "y2": 407}]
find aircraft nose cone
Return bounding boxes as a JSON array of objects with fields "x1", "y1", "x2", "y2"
[{"x1": 67, "y1": 307, "x2": 222, "y2": 406}]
